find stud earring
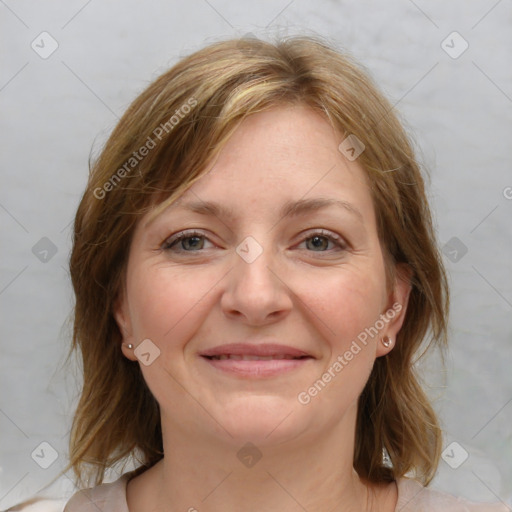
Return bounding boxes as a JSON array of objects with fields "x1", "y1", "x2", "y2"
[
  {"x1": 381, "y1": 336, "x2": 393, "y2": 348},
  {"x1": 123, "y1": 343, "x2": 134, "y2": 349}
]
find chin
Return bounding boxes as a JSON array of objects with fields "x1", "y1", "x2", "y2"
[{"x1": 212, "y1": 395, "x2": 306, "y2": 445}]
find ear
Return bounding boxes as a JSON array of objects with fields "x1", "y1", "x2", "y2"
[
  {"x1": 376, "y1": 263, "x2": 413, "y2": 357},
  {"x1": 113, "y1": 288, "x2": 138, "y2": 361}
]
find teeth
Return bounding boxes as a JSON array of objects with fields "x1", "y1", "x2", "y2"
[{"x1": 209, "y1": 354, "x2": 303, "y2": 361}]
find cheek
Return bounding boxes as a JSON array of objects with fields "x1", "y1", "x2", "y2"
[
  {"x1": 127, "y1": 263, "x2": 217, "y2": 347},
  {"x1": 126, "y1": 263, "x2": 220, "y2": 408},
  {"x1": 295, "y1": 270, "x2": 385, "y2": 412},
  {"x1": 297, "y1": 264, "x2": 387, "y2": 348},
  {"x1": 291, "y1": 266, "x2": 388, "y2": 426}
]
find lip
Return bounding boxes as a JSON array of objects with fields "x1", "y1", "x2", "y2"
[
  {"x1": 200, "y1": 343, "x2": 311, "y2": 358},
  {"x1": 200, "y1": 343, "x2": 314, "y2": 378}
]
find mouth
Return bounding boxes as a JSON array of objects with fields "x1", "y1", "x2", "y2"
[
  {"x1": 203, "y1": 354, "x2": 310, "y2": 361},
  {"x1": 199, "y1": 343, "x2": 314, "y2": 377}
]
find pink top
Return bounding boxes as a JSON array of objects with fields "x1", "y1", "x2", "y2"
[{"x1": 63, "y1": 472, "x2": 509, "y2": 511}]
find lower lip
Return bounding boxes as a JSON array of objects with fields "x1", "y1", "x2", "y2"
[{"x1": 201, "y1": 356, "x2": 312, "y2": 377}]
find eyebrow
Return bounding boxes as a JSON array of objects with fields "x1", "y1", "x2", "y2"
[{"x1": 169, "y1": 197, "x2": 364, "y2": 224}]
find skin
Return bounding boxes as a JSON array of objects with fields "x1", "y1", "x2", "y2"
[{"x1": 115, "y1": 105, "x2": 412, "y2": 512}]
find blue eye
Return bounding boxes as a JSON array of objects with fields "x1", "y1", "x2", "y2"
[
  {"x1": 162, "y1": 229, "x2": 346, "y2": 254},
  {"x1": 162, "y1": 231, "x2": 211, "y2": 252},
  {"x1": 298, "y1": 230, "x2": 346, "y2": 252},
  {"x1": 304, "y1": 235, "x2": 334, "y2": 251}
]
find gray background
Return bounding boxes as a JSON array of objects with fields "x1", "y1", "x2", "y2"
[{"x1": 1, "y1": 0, "x2": 511, "y2": 509}]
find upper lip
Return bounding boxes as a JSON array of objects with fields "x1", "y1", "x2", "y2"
[{"x1": 200, "y1": 343, "x2": 313, "y2": 358}]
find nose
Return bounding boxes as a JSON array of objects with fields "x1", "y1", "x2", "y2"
[{"x1": 220, "y1": 237, "x2": 293, "y2": 326}]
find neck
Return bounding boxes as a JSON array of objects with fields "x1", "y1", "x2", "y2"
[{"x1": 136, "y1": 403, "x2": 386, "y2": 512}]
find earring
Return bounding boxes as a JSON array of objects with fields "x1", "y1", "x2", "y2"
[
  {"x1": 381, "y1": 336, "x2": 393, "y2": 348},
  {"x1": 123, "y1": 343, "x2": 134, "y2": 349}
]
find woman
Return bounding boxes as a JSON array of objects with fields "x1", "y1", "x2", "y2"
[{"x1": 29, "y1": 36, "x2": 507, "y2": 511}]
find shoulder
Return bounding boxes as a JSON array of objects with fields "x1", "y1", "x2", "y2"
[
  {"x1": 5, "y1": 499, "x2": 67, "y2": 512},
  {"x1": 62, "y1": 473, "x2": 132, "y2": 512},
  {"x1": 396, "y1": 477, "x2": 510, "y2": 512}
]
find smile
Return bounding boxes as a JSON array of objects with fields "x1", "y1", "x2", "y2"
[
  {"x1": 204, "y1": 354, "x2": 309, "y2": 361},
  {"x1": 201, "y1": 353, "x2": 313, "y2": 377}
]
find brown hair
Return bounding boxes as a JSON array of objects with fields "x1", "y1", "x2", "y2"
[{"x1": 61, "y1": 35, "x2": 449, "y2": 490}]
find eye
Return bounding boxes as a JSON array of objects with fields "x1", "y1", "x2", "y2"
[
  {"x1": 162, "y1": 230, "x2": 213, "y2": 253},
  {"x1": 297, "y1": 230, "x2": 346, "y2": 252},
  {"x1": 161, "y1": 229, "x2": 347, "y2": 254}
]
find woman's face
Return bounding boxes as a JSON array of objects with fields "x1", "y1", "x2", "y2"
[{"x1": 115, "y1": 105, "x2": 410, "y2": 448}]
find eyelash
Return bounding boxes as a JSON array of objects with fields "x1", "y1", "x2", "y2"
[{"x1": 161, "y1": 229, "x2": 347, "y2": 254}]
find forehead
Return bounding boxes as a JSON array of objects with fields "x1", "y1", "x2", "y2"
[
  {"x1": 207, "y1": 105, "x2": 358, "y2": 180},
  {"x1": 179, "y1": 106, "x2": 372, "y2": 210},
  {"x1": 145, "y1": 105, "x2": 376, "y2": 228}
]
